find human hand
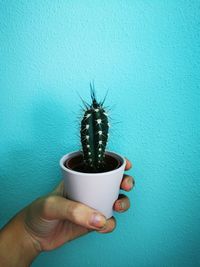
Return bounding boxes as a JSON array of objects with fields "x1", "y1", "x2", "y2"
[
  {"x1": 0, "y1": 158, "x2": 134, "y2": 267},
  {"x1": 24, "y1": 158, "x2": 134, "y2": 252}
]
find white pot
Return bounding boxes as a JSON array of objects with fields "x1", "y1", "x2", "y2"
[{"x1": 60, "y1": 150, "x2": 126, "y2": 219}]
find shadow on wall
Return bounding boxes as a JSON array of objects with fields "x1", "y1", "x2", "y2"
[{"x1": 0, "y1": 90, "x2": 76, "y2": 224}]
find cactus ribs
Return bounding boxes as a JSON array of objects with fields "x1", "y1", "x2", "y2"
[{"x1": 80, "y1": 84, "x2": 109, "y2": 172}]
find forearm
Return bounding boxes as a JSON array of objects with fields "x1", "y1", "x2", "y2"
[{"x1": 0, "y1": 209, "x2": 40, "y2": 267}]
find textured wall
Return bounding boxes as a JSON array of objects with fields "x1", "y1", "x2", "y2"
[{"x1": 0, "y1": 1, "x2": 200, "y2": 267}]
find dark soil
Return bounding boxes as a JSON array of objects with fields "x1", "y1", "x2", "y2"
[{"x1": 65, "y1": 154, "x2": 121, "y2": 173}]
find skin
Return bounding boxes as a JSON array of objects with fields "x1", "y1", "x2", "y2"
[{"x1": 0, "y1": 158, "x2": 134, "y2": 267}]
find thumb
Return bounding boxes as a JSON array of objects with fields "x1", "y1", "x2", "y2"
[{"x1": 42, "y1": 195, "x2": 107, "y2": 230}]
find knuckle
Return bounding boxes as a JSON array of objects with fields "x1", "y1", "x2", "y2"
[
  {"x1": 70, "y1": 203, "x2": 85, "y2": 222},
  {"x1": 43, "y1": 195, "x2": 57, "y2": 213}
]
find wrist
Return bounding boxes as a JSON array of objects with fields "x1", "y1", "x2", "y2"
[{"x1": 0, "y1": 209, "x2": 40, "y2": 266}]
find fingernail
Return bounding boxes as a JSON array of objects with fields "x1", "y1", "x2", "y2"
[
  {"x1": 117, "y1": 201, "x2": 126, "y2": 210},
  {"x1": 90, "y1": 213, "x2": 106, "y2": 228},
  {"x1": 127, "y1": 179, "x2": 133, "y2": 188}
]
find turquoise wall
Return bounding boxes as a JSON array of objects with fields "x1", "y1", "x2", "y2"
[{"x1": 0, "y1": 1, "x2": 200, "y2": 266}]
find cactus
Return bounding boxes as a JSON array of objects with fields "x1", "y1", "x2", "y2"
[{"x1": 80, "y1": 84, "x2": 109, "y2": 172}]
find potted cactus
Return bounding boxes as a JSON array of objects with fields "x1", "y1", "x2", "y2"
[{"x1": 60, "y1": 84, "x2": 126, "y2": 218}]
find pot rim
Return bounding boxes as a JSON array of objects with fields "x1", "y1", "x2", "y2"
[{"x1": 60, "y1": 150, "x2": 126, "y2": 176}]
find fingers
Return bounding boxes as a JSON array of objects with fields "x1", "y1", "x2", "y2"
[
  {"x1": 97, "y1": 217, "x2": 116, "y2": 234},
  {"x1": 123, "y1": 158, "x2": 134, "y2": 191},
  {"x1": 42, "y1": 195, "x2": 107, "y2": 231},
  {"x1": 113, "y1": 194, "x2": 130, "y2": 213},
  {"x1": 48, "y1": 157, "x2": 133, "y2": 236},
  {"x1": 125, "y1": 158, "x2": 132, "y2": 170},
  {"x1": 120, "y1": 174, "x2": 135, "y2": 191}
]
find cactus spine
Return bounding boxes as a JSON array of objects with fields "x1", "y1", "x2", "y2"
[{"x1": 80, "y1": 84, "x2": 109, "y2": 171}]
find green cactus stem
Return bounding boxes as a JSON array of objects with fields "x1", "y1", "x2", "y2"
[{"x1": 80, "y1": 84, "x2": 109, "y2": 171}]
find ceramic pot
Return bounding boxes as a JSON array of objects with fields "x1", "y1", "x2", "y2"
[{"x1": 60, "y1": 150, "x2": 126, "y2": 219}]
